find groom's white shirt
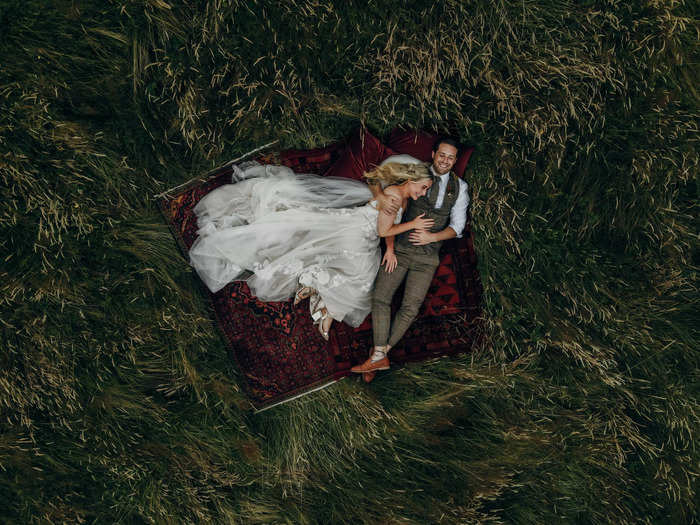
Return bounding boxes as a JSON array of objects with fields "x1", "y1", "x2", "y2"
[{"x1": 430, "y1": 166, "x2": 469, "y2": 238}]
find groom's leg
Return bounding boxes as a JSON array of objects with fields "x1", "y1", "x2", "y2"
[
  {"x1": 386, "y1": 257, "x2": 438, "y2": 348},
  {"x1": 352, "y1": 255, "x2": 413, "y2": 375},
  {"x1": 371, "y1": 260, "x2": 408, "y2": 348}
]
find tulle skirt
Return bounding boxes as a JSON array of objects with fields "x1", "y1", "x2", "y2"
[{"x1": 188, "y1": 163, "x2": 381, "y2": 327}]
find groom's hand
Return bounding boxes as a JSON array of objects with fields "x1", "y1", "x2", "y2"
[
  {"x1": 408, "y1": 229, "x2": 435, "y2": 245},
  {"x1": 378, "y1": 193, "x2": 401, "y2": 216}
]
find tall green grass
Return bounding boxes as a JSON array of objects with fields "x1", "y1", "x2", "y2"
[{"x1": 1, "y1": 0, "x2": 697, "y2": 522}]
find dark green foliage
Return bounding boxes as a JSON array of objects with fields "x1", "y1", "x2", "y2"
[{"x1": 1, "y1": 0, "x2": 697, "y2": 522}]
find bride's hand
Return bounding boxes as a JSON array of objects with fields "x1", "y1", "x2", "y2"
[
  {"x1": 378, "y1": 193, "x2": 401, "y2": 216},
  {"x1": 382, "y1": 250, "x2": 398, "y2": 273},
  {"x1": 411, "y1": 213, "x2": 434, "y2": 231}
]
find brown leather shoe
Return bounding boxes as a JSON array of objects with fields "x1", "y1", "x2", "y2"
[
  {"x1": 351, "y1": 356, "x2": 390, "y2": 373},
  {"x1": 362, "y1": 371, "x2": 377, "y2": 383}
]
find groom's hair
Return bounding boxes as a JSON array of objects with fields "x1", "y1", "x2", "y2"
[{"x1": 432, "y1": 136, "x2": 460, "y2": 153}]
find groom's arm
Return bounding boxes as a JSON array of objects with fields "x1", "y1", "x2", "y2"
[
  {"x1": 368, "y1": 182, "x2": 401, "y2": 216},
  {"x1": 408, "y1": 227, "x2": 457, "y2": 245}
]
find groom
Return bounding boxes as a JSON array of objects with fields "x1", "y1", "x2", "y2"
[{"x1": 351, "y1": 137, "x2": 470, "y2": 381}]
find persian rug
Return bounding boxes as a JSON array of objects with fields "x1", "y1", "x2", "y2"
[{"x1": 160, "y1": 141, "x2": 483, "y2": 410}]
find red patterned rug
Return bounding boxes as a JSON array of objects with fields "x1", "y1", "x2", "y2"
[{"x1": 160, "y1": 142, "x2": 483, "y2": 409}]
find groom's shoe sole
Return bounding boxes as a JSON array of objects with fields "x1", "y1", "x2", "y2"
[{"x1": 350, "y1": 357, "x2": 390, "y2": 373}]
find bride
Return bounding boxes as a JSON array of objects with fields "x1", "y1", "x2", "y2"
[{"x1": 188, "y1": 160, "x2": 434, "y2": 339}]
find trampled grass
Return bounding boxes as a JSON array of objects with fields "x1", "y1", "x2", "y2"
[{"x1": 1, "y1": 0, "x2": 697, "y2": 523}]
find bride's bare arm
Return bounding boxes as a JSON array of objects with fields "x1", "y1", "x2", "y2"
[
  {"x1": 378, "y1": 213, "x2": 434, "y2": 237},
  {"x1": 376, "y1": 189, "x2": 434, "y2": 237},
  {"x1": 381, "y1": 235, "x2": 398, "y2": 272}
]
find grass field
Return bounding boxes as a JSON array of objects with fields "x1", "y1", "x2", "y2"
[{"x1": 1, "y1": 0, "x2": 697, "y2": 523}]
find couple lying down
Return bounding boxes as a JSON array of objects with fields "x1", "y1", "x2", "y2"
[{"x1": 189, "y1": 137, "x2": 469, "y2": 380}]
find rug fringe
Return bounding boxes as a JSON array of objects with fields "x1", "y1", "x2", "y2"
[{"x1": 253, "y1": 378, "x2": 340, "y2": 413}]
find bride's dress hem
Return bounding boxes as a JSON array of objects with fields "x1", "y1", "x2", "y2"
[{"x1": 188, "y1": 163, "x2": 381, "y2": 328}]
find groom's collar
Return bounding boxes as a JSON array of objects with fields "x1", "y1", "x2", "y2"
[{"x1": 429, "y1": 166, "x2": 451, "y2": 180}]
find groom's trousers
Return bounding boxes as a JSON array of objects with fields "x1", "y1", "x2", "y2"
[{"x1": 371, "y1": 249, "x2": 439, "y2": 348}]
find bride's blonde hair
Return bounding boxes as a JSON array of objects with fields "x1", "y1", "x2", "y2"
[{"x1": 364, "y1": 162, "x2": 432, "y2": 186}]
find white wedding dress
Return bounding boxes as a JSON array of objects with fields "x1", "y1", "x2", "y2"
[{"x1": 189, "y1": 162, "x2": 396, "y2": 327}]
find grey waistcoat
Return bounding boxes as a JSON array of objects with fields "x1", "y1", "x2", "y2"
[{"x1": 395, "y1": 172, "x2": 460, "y2": 256}]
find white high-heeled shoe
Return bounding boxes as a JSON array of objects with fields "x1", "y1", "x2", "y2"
[
  {"x1": 293, "y1": 285, "x2": 315, "y2": 306},
  {"x1": 309, "y1": 294, "x2": 332, "y2": 341}
]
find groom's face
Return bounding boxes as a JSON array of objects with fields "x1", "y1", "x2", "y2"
[{"x1": 431, "y1": 143, "x2": 458, "y2": 175}]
